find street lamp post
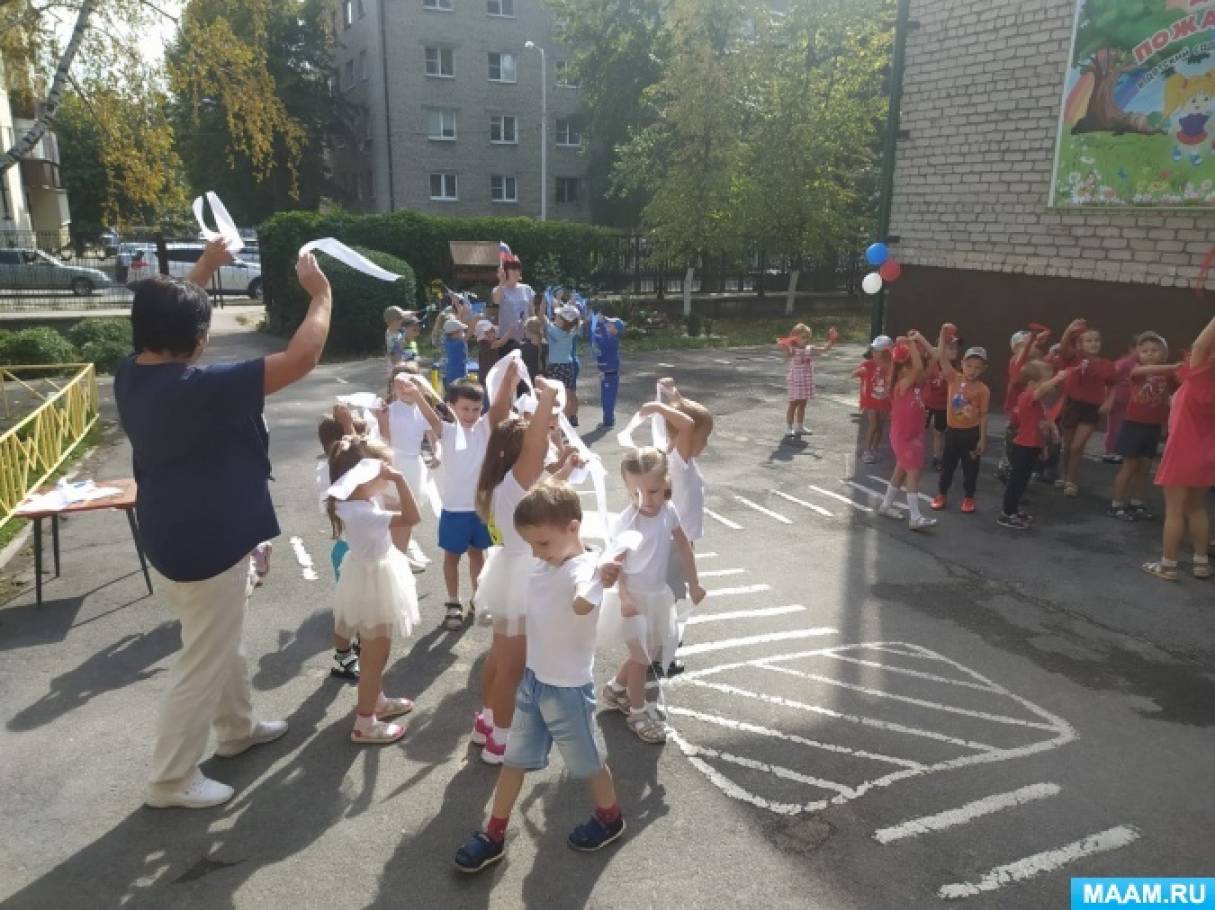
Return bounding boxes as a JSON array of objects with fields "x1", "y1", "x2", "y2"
[{"x1": 524, "y1": 40, "x2": 547, "y2": 221}]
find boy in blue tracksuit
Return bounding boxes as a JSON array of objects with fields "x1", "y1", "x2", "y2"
[{"x1": 592, "y1": 316, "x2": 624, "y2": 427}]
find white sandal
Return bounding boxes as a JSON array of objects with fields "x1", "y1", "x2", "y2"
[
  {"x1": 1193, "y1": 560, "x2": 1212, "y2": 580},
  {"x1": 1141, "y1": 561, "x2": 1179, "y2": 582},
  {"x1": 377, "y1": 697, "x2": 414, "y2": 719},
  {"x1": 626, "y1": 710, "x2": 666, "y2": 744},
  {"x1": 351, "y1": 719, "x2": 406, "y2": 744}
]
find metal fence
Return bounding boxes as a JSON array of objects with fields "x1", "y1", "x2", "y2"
[{"x1": 0, "y1": 230, "x2": 263, "y2": 311}]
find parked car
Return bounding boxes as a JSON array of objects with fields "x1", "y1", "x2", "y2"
[
  {"x1": 127, "y1": 243, "x2": 263, "y2": 298},
  {"x1": 0, "y1": 248, "x2": 114, "y2": 295}
]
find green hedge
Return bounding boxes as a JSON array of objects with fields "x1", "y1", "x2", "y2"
[
  {"x1": 0, "y1": 328, "x2": 79, "y2": 366},
  {"x1": 0, "y1": 320, "x2": 132, "y2": 374},
  {"x1": 257, "y1": 210, "x2": 622, "y2": 335}
]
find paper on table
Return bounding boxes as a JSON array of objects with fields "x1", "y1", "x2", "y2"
[
  {"x1": 299, "y1": 238, "x2": 402, "y2": 282},
  {"x1": 21, "y1": 483, "x2": 122, "y2": 513},
  {"x1": 193, "y1": 192, "x2": 245, "y2": 254}
]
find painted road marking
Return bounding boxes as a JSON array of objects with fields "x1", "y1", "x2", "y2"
[
  {"x1": 695, "y1": 551, "x2": 718, "y2": 560},
  {"x1": 842, "y1": 480, "x2": 908, "y2": 512},
  {"x1": 772, "y1": 489, "x2": 834, "y2": 517},
  {"x1": 677, "y1": 628, "x2": 838, "y2": 656},
  {"x1": 705, "y1": 583, "x2": 772, "y2": 598},
  {"x1": 873, "y1": 783, "x2": 1062, "y2": 844},
  {"x1": 819, "y1": 652, "x2": 1003, "y2": 694},
  {"x1": 334, "y1": 376, "x2": 350, "y2": 384},
  {"x1": 688, "y1": 605, "x2": 806, "y2": 625},
  {"x1": 657, "y1": 362, "x2": 675, "y2": 368},
  {"x1": 733, "y1": 496, "x2": 794, "y2": 525},
  {"x1": 288, "y1": 536, "x2": 319, "y2": 581},
  {"x1": 698, "y1": 567, "x2": 747, "y2": 578},
  {"x1": 810, "y1": 483, "x2": 874, "y2": 513},
  {"x1": 867, "y1": 474, "x2": 933, "y2": 504},
  {"x1": 937, "y1": 826, "x2": 1141, "y2": 900},
  {"x1": 756, "y1": 664, "x2": 1059, "y2": 731},
  {"x1": 704, "y1": 508, "x2": 743, "y2": 530}
]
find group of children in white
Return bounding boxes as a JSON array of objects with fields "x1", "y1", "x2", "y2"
[{"x1": 312, "y1": 317, "x2": 714, "y2": 871}]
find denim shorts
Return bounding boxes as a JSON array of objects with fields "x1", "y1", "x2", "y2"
[
  {"x1": 438, "y1": 510, "x2": 492, "y2": 555},
  {"x1": 504, "y1": 668, "x2": 606, "y2": 779}
]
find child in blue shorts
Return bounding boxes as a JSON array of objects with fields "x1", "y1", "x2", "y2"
[
  {"x1": 454, "y1": 480, "x2": 625, "y2": 873},
  {"x1": 317, "y1": 410, "x2": 360, "y2": 679}
]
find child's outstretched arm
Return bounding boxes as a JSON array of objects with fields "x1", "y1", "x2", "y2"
[
  {"x1": 1032, "y1": 369, "x2": 1070, "y2": 400},
  {"x1": 672, "y1": 527, "x2": 706, "y2": 605},
  {"x1": 936, "y1": 325, "x2": 958, "y2": 379},
  {"x1": 1190, "y1": 314, "x2": 1215, "y2": 367},
  {"x1": 515, "y1": 377, "x2": 561, "y2": 488},
  {"x1": 813, "y1": 327, "x2": 839, "y2": 354},
  {"x1": 1131, "y1": 362, "x2": 1184, "y2": 377},
  {"x1": 400, "y1": 378, "x2": 444, "y2": 436},
  {"x1": 639, "y1": 400, "x2": 695, "y2": 457},
  {"x1": 384, "y1": 463, "x2": 422, "y2": 536}
]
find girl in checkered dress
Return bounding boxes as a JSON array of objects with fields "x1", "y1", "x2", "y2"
[{"x1": 780, "y1": 323, "x2": 838, "y2": 438}]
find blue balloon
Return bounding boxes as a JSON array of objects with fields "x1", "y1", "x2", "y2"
[{"x1": 866, "y1": 242, "x2": 889, "y2": 266}]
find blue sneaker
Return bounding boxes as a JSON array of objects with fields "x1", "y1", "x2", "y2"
[
  {"x1": 454, "y1": 831, "x2": 504, "y2": 873},
  {"x1": 567, "y1": 814, "x2": 626, "y2": 852}
]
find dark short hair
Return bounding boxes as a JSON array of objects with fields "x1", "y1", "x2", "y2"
[
  {"x1": 131, "y1": 276, "x2": 211, "y2": 357},
  {"x1": 446, "y1": 378, "x2": 485, "y2": 405}
]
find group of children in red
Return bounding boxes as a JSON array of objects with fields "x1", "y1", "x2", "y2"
[{"x1": 848, "y1": 315, "x2": 1215, "y2": 581}]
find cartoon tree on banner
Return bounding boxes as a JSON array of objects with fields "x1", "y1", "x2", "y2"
[{"x1": 1070, "y1": 0, "x2": 1178, "y2": 135}]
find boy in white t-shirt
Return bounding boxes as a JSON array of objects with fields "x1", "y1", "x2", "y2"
[
  {"x1": 454, "y1": 480, "x2": 625, "y2": 873},
  {"x1": 410, "y1": 375, "x2": 515, "y2": 629}
]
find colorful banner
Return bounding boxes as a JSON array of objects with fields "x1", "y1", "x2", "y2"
[{"x1": 1052, "y1": 0, "x2": 1215, "y2": 207}]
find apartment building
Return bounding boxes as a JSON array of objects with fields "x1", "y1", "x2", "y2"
[
  {"x1": 1, "y1": 60, "x2": 72, "y2": 245},
  {"x1": 331, "y1": 0, "x2": 590, "y2": 221}
]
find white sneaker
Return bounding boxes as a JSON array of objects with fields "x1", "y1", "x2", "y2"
[
  {"x1": 877, "y1": 505, "x2": 902, "y2": 519},
  {"x1": 908, "y1": 515, "x2": 938, "y2": 531},
  {"x1": 406, "y1": 556, "x2": 426, "y2": 575},
  {"x1": 406, "y1": 540, "x2": 431, "y2": 565},
  {"x1": 214, "y1": 720, "x2": 288, "y2": 758},
  {"x1": 146, "y1": 773, "x2": 234, "y2": 809},
  {"x1": 795, "y1": 425, "x2": 811, "y2": 436}
]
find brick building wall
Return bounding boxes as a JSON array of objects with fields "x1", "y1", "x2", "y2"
[{"x1": 887, "y1": 0, "x2": 1214, "y2": 400}]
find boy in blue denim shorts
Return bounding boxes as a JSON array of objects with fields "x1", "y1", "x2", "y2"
[{"x1": 454, "y1": 480, "x2": 625, "y2": 873}]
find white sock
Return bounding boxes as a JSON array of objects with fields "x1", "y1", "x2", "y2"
[
  {"x1": 908, "y1": 494, "x2": 923, "y2": 520},
  {"x1": 481, "y1": 707, "x2": 494, "y2": 726},
  {"x1": 881, "y1": 483, "x2": 898, "y2": 509},
  {"x1": 492, "y1": 725, "x2": 509, "y2": 744},
  {"x1": 608, "y1": 681, "x2": 626, "y2": 694}
]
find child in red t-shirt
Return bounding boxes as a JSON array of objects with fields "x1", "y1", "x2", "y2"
[
  {"x1": 998, "y1": 361, "x2": 1069, "y2": 530},
  {"x1": 853, "y1": 335, "x2": 894, "y2": 464},
  {"x1": 1102, "y1": 337, "x2": 1138, "y2": 464},
  {"x1": 1108, "y1": 332, "x2": 1179, "y2": 522},
  {"x1": 1144, "y1": 314, "x2": 1215, "y2": 581},
  {"x1": 1051, "y1": 318, "x2": 1117, "y2": 497},
  {"x1": 997, "y1": 327, "x2": 1051, "y2": 482},
  {"x1": 923, "y1": 334, "x2": 957, "y2": 471}
]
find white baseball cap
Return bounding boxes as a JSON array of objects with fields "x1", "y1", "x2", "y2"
[
  {"x1": 474, "y1": 319, "x2": 496, "y2": 341},
  {"x1": 443, "y1": 317, "x2": 466, "y2": 335},
  {"x1": 1009, "y1": 330, "x2": 1031, "y2": 351},
  {"x1": 963, "y1": 346, "x2": 988, "y2": 362},
  {"x1": 870, "y1": 334, "x2": 893, "y2": 351},
  {"x1": 557, "y1": 304, "x2": 581, "y2": 322}
]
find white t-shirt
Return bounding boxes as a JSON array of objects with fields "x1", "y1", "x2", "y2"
[
  {"x1": 613, "y1": 502, "x2": 682, "y2": 593},
  {"x1": 491, "y1": 470, "x2": 530, "y2": 553},
  {"x1": 388, "y1": 400, "x2": 428, "y2": 458},
  {"x1": 526, "y1": 550, "x2": 601, "y2": 687},
  {"x1": 438, "y1": 416, "x2": 490, "y2": 512},
  {"x1": 669, "y1": 449, "x2": 705, "y2": 542},
  {"x1": 334, "y1": 499, "x2": 393, "y2": 559}
]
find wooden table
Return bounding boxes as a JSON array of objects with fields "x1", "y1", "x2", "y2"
[{"x1": 14, "y1": 478, "x2": 153, "y2": 607}]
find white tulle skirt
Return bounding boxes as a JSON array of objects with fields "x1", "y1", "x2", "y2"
[
  {"x1": 473, "y1": 546, "x2": 533, "y2": 637},
  {"x1": 599, "y1": 585, "x2": 678, "y2": 665},
  {"x1": 333, "y1": 548, "x2": 420, "y2": 640}
]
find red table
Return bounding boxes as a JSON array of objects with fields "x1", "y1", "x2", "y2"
[{"x1": 14, "y1": 478, "x2": 153, "y2": 606}]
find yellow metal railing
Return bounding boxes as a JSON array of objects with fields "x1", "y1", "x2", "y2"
[{"x1": 0, "y1": 364, "x2": 100, "y2": 529}]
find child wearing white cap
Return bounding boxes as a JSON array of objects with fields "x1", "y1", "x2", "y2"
[
  {"x1": 853, "y1": 335, "x2": 894, "y2": 463},
  {"x1": 442, "y1": 317, "x2": 469, "y2": 393},
  {"x1": 475, "y1": 319, "x2": 502, "y2": 389},
  {"x1": 543, "y1": 304, "x2": 583, "y2": 424}
]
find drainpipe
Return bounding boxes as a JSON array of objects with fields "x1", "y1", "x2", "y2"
[
  {"x1": 871, "y1": 0, "x2": 910, "y2": 340},
  {"x1": 379, "y1": 0, "x2": 396, "y2": 211}
]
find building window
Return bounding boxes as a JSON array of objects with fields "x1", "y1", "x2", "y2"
[
  {"x1": 491, "y1": 175, "x2": 517, "y2": 203},
  {"x1": 555, "y1": 118, "x2": 581, "y2": 147},
  {"x1": 555, "y1": 60, "x2": 578, "y2": 88},
  {"x1": 423, "y1": 0, "x2": 453, "y2": 9},
  {"x1": 488, "y1": 52, "x2": 516, "y2": 83},
  {"x1": 490, "y1": 115, "x2": 517, "y2": 144},
  {"x1": 425, "y1": 46, "x2": 455, "y2": 77},
  {"x1": 342, "y1": 0, "x2": 353, "y2": 27},
  {"x1": 359, "y1": 49, "x2": 368, "y2": 81},
  {"x1": 343, "y1": 59, "x2": 355, "y2": 90},
  {"x1": 487, "y1": 0, "x2": 514, "y2": 16},
  {"x1": 427, "y1": 108, "x2": 457, "y2": 140},
  {"x1": 429, "y1": 173, "x2": 458, "y2": 200},
  {"x1": 556, "y1": 177, "x2": 579, "y2": 203}
]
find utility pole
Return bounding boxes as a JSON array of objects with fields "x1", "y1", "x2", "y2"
[{"x1": 525, "y1": 41, "x2": 548, "y2": 221}]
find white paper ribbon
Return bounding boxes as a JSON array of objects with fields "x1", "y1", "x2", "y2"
[
  {"x1": 298, "y1": 238, "x2": 402, "y2": 282},
  {"x1": 337, "y1": 392, "x2": 382, "y2": 410},
  {"x1": 193, "y1": 191, "x2": 245, "y2": 254},
  {"x1": 616, "y1": 383, "x2": 670, "y2": 450},
  {"x1": 584, "y1": 529, "x2": 643, "y2": 605},
  {"x1": 326, "y1": 457, "x2": 381, "y2": 500}
]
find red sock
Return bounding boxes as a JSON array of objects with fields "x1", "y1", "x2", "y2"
[
  {"x1": 486, "y1": 815, "x2": 509, "y2": 843},
  {"x1": 594, "y1": 804, "x2": 621, "y2": 826}
]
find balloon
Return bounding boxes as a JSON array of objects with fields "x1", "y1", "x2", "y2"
[
  {"x1": 879, "y1": 260, "x2": 902, "y2": 282},
  {"x1": 861, "y1": 272, "x2": 883, "y2": 295},
  {"x1": 865, "y1": 242, "x2": 889, "y2": 266}
]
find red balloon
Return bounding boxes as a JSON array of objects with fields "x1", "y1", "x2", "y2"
[{"x1": 879, "y1": 260, "x2": 903, "y2": 282}]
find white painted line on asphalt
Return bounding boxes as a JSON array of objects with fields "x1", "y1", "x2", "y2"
[
  {"x1": 937, "y1": 826, "x2": 1141, "y2": 900},
  {"x1": 684, "y1": 678, "x2": 998, "y2": 751},
  {"x1": 698, "y1": 567, "x2": 747, "y2": 578},
  {"x1": 756, "y1": 664, "x2": 1059, "y2": 731},
  {"x1": 714, "y1": 358, "x2": 732, "y2": 364},
  {"x1": 809, "y1": 483, "x2": 874, "y2": 513},
  {"x1": 688, "y1": 605, "x2": 806, "y2": 625},
  {"x1": 820, "y1": 653, "x2": 1004, "y2": 694},
  {"x1": 668, "y1": 706, "x2": 923, "y2": 769},
  {"x1": 867, "y1": 474, "x2": 934, "y2": 504},
  {"x1": 695, "y1": 551, "x2": 718, "y2": 560},
  {"x1": 657, "y1": 362, "x2": 675, "y2": 368},
  {"x1": 874, "y1": 783, "x2": 1062, "y2": 845},
  {"x1": 678, "y1": 627, "x2": 838, "y2": 656},
  {"x1": 842, "y1": 480, "x2": 908, "y2": 512},
  {"x1": 680, "y1": 733, "x2": 855, "y2": 796},
  {"x1": 705, "y1": 583, "x2": 772, "y2": 598},
  {"x1": 288, "y1": 536, "x2": 319, "y2": 581},
  {"x1": 672, "y1": 735, "x2": 826, "y2": 816},
  {"x1": 734, "y1": 495, "x2": 794, "y2": 525},
  {"x1": 772, "y1": 489, "x2": 834, "y2": 517},
  {"x1": 704, "y1": 508, "x2": 743, "y2": 530},
  {"x1": 334, "y1": 376, "x2": 350, "y2": 384}
]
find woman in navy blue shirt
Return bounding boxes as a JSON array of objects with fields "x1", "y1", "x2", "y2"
[{"x1": 115, "y1": 240, "x2": 333, "y2": 809}]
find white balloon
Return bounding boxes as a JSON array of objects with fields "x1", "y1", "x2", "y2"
[{"x1": 862, "y1": 272, "x2": 884, "y2": 295}]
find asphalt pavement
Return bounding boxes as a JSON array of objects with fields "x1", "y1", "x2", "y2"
[{"x1": 1, "y1": 319, "x2": 1212, "y2": 909}]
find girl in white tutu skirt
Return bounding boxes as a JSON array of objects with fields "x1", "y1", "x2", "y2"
[
  {"x1": 326, "y1": 436, "x2": 423, "y2": 744},
  {"x1": 599, "y1": 447, "x2": 705, "y2": 744}
]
